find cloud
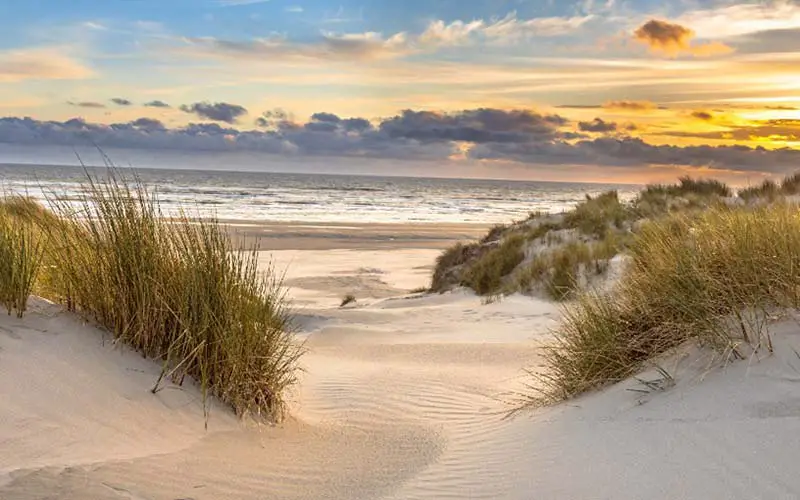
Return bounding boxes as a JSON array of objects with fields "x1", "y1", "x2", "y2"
[
  {"x1": 633, "y1": 19, "x2": 734, "y2": 58},
  {"x1": 144, "y1": 100, "x2": 171, "y2": 108},
  {"x1": 578, "y1": 118, "x2": 617, "y2": 132},
  {"x1": 691, "y1": 110, "x2": 714, "y2": 121},
  {"x1": 184, "y1": 32, "x2": 412, "y2": 61},
  {"x1": 2, "y1": 107, "x2": 799, "y2": 174},
  {"x1": 604, "y1": 100, "x2": 659, "y2": 111},
  {"x1": 67, "y1": 101, "x2": 106, "y2": 108},
  {"x1": 556, "y1": 101, "x2": 662, "y2": 111},
  {"x1": 469, "y1": 137, "x2": 800, "y2": 174},
  {"x1": 676, "y1": 1, "x2": 800, "y2": 39},
  {"x1": 379, "y1": 108, "x2": 569, "y2": 143},
  {"x1": 480, "y1": 12, "x2": 594, "y2": 40},
  {"x1": 555, "y1": 104, "x2": 602, "y2": 109},
  {"x1": 129, "y1": 117, "x2": 166, "y2": 131},
  {"x1": 284, "y1": 6, "x2": 303, "y2": 13},
  {"x1": 0, "y1": 48, "x2": 93, "y2": 82},
  {"x1": 179, "y1": 101, "x2": 248, "y2": 123},
  {"x1": 663, "y1": 120, "x2": 800, "y2": 142},
  {"x1": 181, "y1": 12, "x2": 593, "y2": 62},
  {"x1": 255, "y1": 108, "x2": 294, "y2": 128},
  {"x1": 110, "y1": 98, "x2": 133, "y2": 106}
]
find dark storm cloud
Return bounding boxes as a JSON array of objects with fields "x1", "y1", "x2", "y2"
[
  {"x1": 144, "y1": 100, "x2": 171, "y2": 108},
  {"x1": 67, "y1": 101, "x2": 106, "y2": 108},
  {"x1": 179, "y1": 101, "x2": 248, "y2": 123},
  {"x1": 379, "y1": 108, "x2": 568, "y2": 143},
  {"x1": 110, "y1": 98, "x2": 133, "y2": 106},
  {"x1": 2, "y1": 106, "x2": 800, "y2": 174},
  {"x1": 578, "y1": 118, "x2": 617, "y2": 133},
  {"x1": 469, "y1": 137, "x2": 800, "y2": 174}
]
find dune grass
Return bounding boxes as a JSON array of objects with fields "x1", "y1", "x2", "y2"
[
  {"x1": 739, "y1": 179, "x2": 779, "y2": 202},
  {"x1": 430, "y1": 241, "x2": 482, "y2": 292},
  {"x1": 631, "y1": 177, "x2": 731, "y2": 218},
  {"x1": 529, "y1": 203, "x2": 800, "y2": 404},
  {"x1": 2, "y1": 171, "x2": 301, "y2": 421},
  {"x1": 461, "y1": 234, "x2": 526, "y2": 295},
  {"x1": 0, "y1": 200, "x2": 46, "y2": 317},
  {"x1": 563, "y1": 190, "x2": 626, "y2": 238}
]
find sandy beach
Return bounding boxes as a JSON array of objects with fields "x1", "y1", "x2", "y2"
[{"x1": 3, "y1": 221, "x2": 800, "y2": 499}]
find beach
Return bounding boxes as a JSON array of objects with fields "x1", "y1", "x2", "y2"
[{"x1": 3, "y1": 219, "x2": 800, "y2": 499}]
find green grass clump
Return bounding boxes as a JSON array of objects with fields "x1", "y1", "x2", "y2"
[
  {"x1": 34, "y1": 170, "x2": 302, "y2": 421},
  {"x1": 514, "y1": 238, "x2": 619, "y2": 301},
  {"x1": 531, "y1": 203, "x2": 800, "y2": 404},
  {"x1": 563, "y1": 191, "x2": 626, "y2": 238},
  {"x1": 0, "y1": 204, "x2": 45, "y2": 317},
  {"x1": 462, "y1": 234, "x2": 525, "y2": 295},
  {"x1": 632, "y1": 177, "x2": 731, "y2": 218},
  {"x1": 671, "y1": 176, "x2": 731, "y2": 197},
  {"x1": 431, "y1": 242, "x2": 482, "y2": 292},
  {"x1": 545, "y1": 242, "x2": 592, "y2": 300}
]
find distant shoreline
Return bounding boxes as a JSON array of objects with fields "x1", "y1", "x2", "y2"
[{"x1": 224, "y1": 220, "x2": 491, "y2": 251}]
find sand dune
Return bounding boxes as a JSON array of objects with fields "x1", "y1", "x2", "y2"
[{"x1": 3, "y1": 246, "x2": 800, "y2": 499}]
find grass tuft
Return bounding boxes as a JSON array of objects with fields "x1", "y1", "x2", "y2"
[
  {"x1": 530, "y1": 203, "x2": 800, "y2": 404},
  {"x1": 340, "y1": 294, "x2": 357, "y2": 307},
  {"x1": 0, "y1": 200, "x2": 46, "y2": 317},
  {"x1": 461, "y1": 234, "x2": 525, "y2": 295},
  {"x1": 7, "y1": 169, "x2": 304, "y2": 421},
  {"x1": 563, "y1": 191, "x2": 626, "y2": 238}
]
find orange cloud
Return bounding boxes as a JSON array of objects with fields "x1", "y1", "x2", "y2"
[
  {"x1": 633, "y1": 19, "x2": 734, "y2": 58},
  {"x1": 604, "y1": 100, "x2": 658, "y2": 111},
  {"x1": 0, "y1": 48, "x2": 93, "y2": 82}
]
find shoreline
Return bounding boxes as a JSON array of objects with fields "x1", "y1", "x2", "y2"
[{"x1": 222, "y1": 220, "x2": 491, "y2": 251}]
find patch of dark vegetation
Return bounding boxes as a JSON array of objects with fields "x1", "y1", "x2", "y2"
[
  {"x1": 461, "y1": 234, "x2": 526, "y2": 295},
  {"x1": 430, "y1": 242, "x2": 485, "y2": 293}
]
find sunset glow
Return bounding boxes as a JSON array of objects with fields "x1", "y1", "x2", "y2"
[{"x1": 1, "y1": 0, "x2": 800, "y2": 183}]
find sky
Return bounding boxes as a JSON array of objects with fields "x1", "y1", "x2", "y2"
[{"x1": 1, "y1": 0, "x2": 800, "y2": 183}]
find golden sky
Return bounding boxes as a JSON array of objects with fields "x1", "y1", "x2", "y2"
[{"x1": 1, "y1": 0, "x2": 800, "y2": 183}]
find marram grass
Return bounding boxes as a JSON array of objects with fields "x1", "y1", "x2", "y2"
[
  {"x1": 527, "y1": 203, "x2": 800, "y2": 405},
  {"x1": 0, "y1": 199, "x2": 46, "y2": 317},
  {"x1": 1, "y1": 171, "x2": 302, "y2": 421}
]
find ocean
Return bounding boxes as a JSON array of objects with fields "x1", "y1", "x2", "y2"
[{"x1": 0, "y1": 163, "x2": 638, "y2": 224}]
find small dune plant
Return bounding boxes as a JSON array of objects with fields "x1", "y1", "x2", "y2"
[{"x1": 340, "y1": 294, "x2": 357, "y2": 307}]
